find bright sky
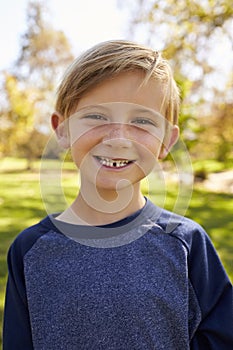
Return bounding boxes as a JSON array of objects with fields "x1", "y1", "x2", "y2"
[{"x1": 0, "y1": 0, "x2": 129, "y2": 70}]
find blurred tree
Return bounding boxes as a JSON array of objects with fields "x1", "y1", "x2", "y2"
[
  {"x1": 16, "y1": 1, "x2": 73, "y2": 90},
  {"x1": 119, "y1": 0, "x2": 232, "y2": 94},
  {"x1": 195, "y1": 101, "x2": 233, "y2": 162},
  {"x1": 119, "y1": 0, "x2": 233, "y2": 160},
  {"x1": 0, "y1": 0, "x2": 74, "y2": 165},
  {"x1": 0, "y1": 73, "x2": 48, "y2": 168}
]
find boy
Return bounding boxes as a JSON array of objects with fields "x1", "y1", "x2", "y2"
[{"x1": 3, "y1": 40, "x2": 233, "y2": 349}]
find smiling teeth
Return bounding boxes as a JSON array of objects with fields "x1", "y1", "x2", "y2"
[{"x1": 97, "y1": 157, "x2": 130, "y2": 168}]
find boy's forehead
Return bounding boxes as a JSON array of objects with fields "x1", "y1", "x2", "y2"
[{"x1": 71, "y1": 70, "x2": 167, "y2": 116}]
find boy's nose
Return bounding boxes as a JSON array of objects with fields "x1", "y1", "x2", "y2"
[{"x1": 102, "y1": 123, "x2": 133, "y2": 148}]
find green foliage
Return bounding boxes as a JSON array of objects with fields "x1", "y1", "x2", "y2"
[
  {"x1": 195, "y1": 102, "x2": 233, "y2": 161},
  {"x1": 192, "y1": 158, "x2": 233, "y2": 173},
  {"x1": 125, "y1": 0, "x2": 233, "y2": 82},
  {"x1": 0, "y1": 73, "x2": 37, "y2": 157}
]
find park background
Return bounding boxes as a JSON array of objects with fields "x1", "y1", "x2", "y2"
[{"x1": 0, "y1": 0, "x2": 233, "y2": 346}]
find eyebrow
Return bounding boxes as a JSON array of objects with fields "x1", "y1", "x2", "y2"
[
  {"x1": 75, "y1": 105, "x2": 110, "y2": 114},
  {"x1": 132, "y1": 108, "x2": 164, "y2": 119}
]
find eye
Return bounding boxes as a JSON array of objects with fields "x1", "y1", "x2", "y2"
[
  {"x1": 131, "y1": 118, "x2": 157, "y2": 127},
  {"x1": 83, "y1": 114, "x2": 108, "y2": 121}
]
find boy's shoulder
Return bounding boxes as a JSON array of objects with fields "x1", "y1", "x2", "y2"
[
  {"x1": 159, "y1": 207, "x2": 204, "y2": 231},
  {"x1": 10, "y1": 215, "x2": 55, "y2": 258},
  {"x1": 155, "y1": 206, "x2": 228, "y2": 282},
  {"x1": 156, "y1": 205, "x2": 211, "y2": 253}
]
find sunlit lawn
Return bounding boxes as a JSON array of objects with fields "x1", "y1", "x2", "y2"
[{"x1": 0, "y1": 158, "x2": 233, "y2": 345}]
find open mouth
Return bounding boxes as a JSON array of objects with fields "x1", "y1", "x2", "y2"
[{"x1": 95, "y1": 156, "x2": 134, "y2": 168}]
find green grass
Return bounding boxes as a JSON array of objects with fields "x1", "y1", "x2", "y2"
[{"x1": 0, "y1": 158, "x2": 233, "y2": 346}]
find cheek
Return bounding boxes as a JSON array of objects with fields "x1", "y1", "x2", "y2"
[
  {"x1": 69, "y1": 123, "x2": 108, "y2": 147},
  {"x1": 70, "y1": 137, "x2": 93, "y2": 168},
  {"x1": 137, "y1": 133, "x2": 162, "y2": 158},
  {"x1": 135, "y1": 136, "x2": 162, "y2": 177},
  {"x1": 70, "y1": 126, "x2": 104, "y2": 165}
]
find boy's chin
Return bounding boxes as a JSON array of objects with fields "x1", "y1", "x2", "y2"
[{"x1": 96, "y1": 180, "x2": 134, "y2": 193}]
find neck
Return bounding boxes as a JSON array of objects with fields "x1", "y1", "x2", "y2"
[{"x1": 58, "y1": 183, "x2": 146, "y2": 225}]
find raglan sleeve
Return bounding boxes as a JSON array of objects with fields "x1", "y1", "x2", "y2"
[
  {"x1": 188, "y1": 225, "x2": 233, "y2": 349},
  {"x1": 3, "y1": 235, "x2": 34, "y2": 349}
]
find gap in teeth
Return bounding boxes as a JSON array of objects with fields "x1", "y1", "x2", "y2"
[{"x1": 98, "y1": 157, "x2": 129, "y2": 167}]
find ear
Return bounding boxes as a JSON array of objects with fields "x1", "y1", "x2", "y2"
[
  {"x1": 159, "y1": 125, "x2": 179, "y2": 159},
  {"x1": 51, "y1": 112, "x2": 70, "y2": 149}
]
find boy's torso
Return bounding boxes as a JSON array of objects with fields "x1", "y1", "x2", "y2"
[{"x1": 21, "y1": 200, "x2": 201, "y2": 349}]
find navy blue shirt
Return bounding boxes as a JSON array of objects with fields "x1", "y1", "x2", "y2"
[{"x1": 3, "y1": 199, "x2": 233, "y2": 349}]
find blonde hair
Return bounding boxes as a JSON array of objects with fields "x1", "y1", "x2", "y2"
[{"x1": 55, "y1": 40, "x2": 180, "y2": 124}]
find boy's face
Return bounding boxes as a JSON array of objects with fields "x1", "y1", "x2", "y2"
[{"x1": 53, "y1": 71, "x2": 178, "y2": 194}]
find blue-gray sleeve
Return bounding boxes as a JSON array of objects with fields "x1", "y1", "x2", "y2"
[
  {"x1": 188, "y1": 226, "x2": 233, "y2": 349},
  {"x1": 3, "y1": 225, "x2": 45, "y2": 350}
]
